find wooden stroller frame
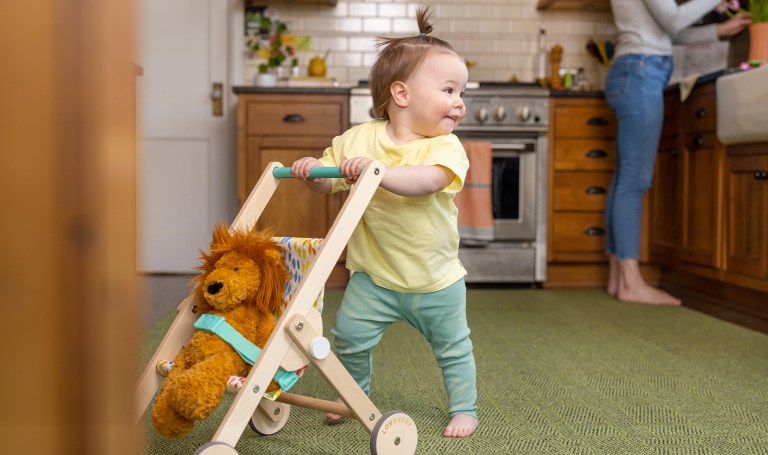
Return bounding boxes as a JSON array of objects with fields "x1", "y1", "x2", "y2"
[{"x1": 136, "y1": 161, "x2": 418, "y2": 455}]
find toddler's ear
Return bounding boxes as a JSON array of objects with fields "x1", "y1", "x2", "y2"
[{"x1": 390, "y1": 81, "x2": 409, "y2": 107}]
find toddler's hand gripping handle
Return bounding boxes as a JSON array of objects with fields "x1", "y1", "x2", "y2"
[{"x1": 272, "y1": 167, "x2": 343, "y2": 179}]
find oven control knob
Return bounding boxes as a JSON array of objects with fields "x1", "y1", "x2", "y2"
[
  {"x1": 495, "y1": 106, "x2": 507, "y2": 122},
  {"x1": 516, "y1": 106, "x2": 531, "y2": 122},
  {"x1": 476, "y1": 107, "x2": 488, "y2": 123}
]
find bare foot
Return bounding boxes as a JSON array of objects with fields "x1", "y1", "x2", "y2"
[
  {"x1": 615, "y1": 258, "x2": 681, "y2": 305},
  {"x1": 618, "y1": 283, "x2": 681, "y2": 306},
  {"x1": 443, "y1": 414, "x2": 478, "y2": 438},
  {"x1": 324, "y1": 398, "x2": 345, "y2": 424}
]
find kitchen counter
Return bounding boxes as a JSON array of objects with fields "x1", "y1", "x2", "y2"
[
  {"x1": 549, "y1": 89, "x2": 605, "y2": 98},
  {"x1": 233, "y1": 85, "x2": 351, "y2": 96}
]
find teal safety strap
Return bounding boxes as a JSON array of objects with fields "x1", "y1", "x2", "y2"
[{"x1": 193, "y1": 314, "x2": 299, "y2": 391}]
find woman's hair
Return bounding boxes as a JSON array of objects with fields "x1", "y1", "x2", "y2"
[{"x1": 369, "y1": 5, "x2": 459, "y2": 120}]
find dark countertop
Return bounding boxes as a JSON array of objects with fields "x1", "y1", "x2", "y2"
[
  {"x1": 233, "y1": 85, "x2": 351, "y2": 96},
  {"x1": 549, "y1": 89, "x2": 605, "y2": 98}
]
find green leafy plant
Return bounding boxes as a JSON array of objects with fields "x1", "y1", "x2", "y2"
[
  {"x1": 717, "y1": 0, "x2": 768, "y2": 23},
  {"x1": 246, "y1": 17, "x2": 296, "y2": 73}
]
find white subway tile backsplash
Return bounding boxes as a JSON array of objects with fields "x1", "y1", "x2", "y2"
[
  {"x1": 349, "y1": 3, "x2": 378, "y2": 17},
  {"x1": 249, "y1": 0, "x2": 615, "y2": 86},
  {"x1": 378, "y1": 3, "x2": 407, "y2": 18},
  {"x1": 362, "y1": 18, "x2": 393, "y2": 34}
]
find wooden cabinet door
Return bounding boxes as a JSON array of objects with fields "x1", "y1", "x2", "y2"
[
  {"x1": 650, "y1": 137, "x2": 683, "y2": 260},
  {"x1": 725, "y1": 153, "x2": 768, "y2": 278},
  {"x1": 246, "y1": 136, "x2": 333, "y2": 238},
  {"x1": 680, "y1": 132, "x2": 723, "y2": 268}
]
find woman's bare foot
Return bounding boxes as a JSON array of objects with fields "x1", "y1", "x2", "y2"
[
  {"x1": 618, "y1": 283, "x2": 681, "y2": 305},
  {"x1": 616, "y1": 258, "x2": 681, "y2": 305},
  {"x1": 443, "y1": 414, "x2": 478, "y2": 438}
]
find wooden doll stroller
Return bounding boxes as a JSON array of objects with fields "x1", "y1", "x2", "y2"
[{"x1": 136, "y1": 161, "x2": 418, "y2": 454}]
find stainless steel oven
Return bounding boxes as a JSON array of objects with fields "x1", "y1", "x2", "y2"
[{"x1": 349, "y1": 83, "x2": 550, "y2": 284}]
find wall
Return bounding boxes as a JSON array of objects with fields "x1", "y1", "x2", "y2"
[{"x1": 244, "y1": 0, "x2": 616, "y2": 88}]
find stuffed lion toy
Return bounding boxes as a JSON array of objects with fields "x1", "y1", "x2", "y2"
[{"x1": 151, "y1": 222, "x2": 289, "y2": 438}]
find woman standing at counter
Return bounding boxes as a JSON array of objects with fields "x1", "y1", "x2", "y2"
[{"x1": 604, "y1": 0, "x2": 751, "y2": 305}]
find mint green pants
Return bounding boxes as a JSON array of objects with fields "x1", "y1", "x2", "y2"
[{"x1": 331, "y1": 272, "x2": 478, "y2": 418}]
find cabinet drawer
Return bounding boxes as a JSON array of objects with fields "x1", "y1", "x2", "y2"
[
  {"x1": 246, "y1": 102, "x2": 342, "y2": 136},
  {"x1": 554, "y1": 139, "x2": 616, "y2": 170},
  {"x1": 554, "y1": 105, "x2": 616, "y2": 138},
  {"x1": 683, "y1": 86, "x2": 716, "y2": 134},
  {"x1": 552, "y1": 212, "x2": 606, "y2": 253},
  {"x1": 554, "y1": 172, "x2": 612, "y2": 211}
]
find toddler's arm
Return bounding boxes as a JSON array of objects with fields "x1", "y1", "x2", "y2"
[
  {"x1": 290, "y1": 157, "x2": 332, "y2": 193},
  {"x1": 341, "y1": 157, "x2": 453, "y2": 197}
]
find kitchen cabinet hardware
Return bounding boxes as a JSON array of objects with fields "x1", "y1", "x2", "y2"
[
  {"x1": 586, "y1": 117, "x2": 609, "y2": 126},
  {"x1": 692, "y1": 135, "x2": 706, "y2": 147},
  {"x1": 585, "y1": 149, "x2": 608, "y2": 159},
  {"x1": 670, "y1": 148, "x2": 679, "y2": 156},
  {"x1": 585, "y1": 186, "x2": 607, "y2": 195},
  {"x1": 754, "y1": 170, "x2": 768, "y2": 180},
  {"x1": 283, "y1": 114, "x2": 305, "y2": 123},
  {"x1": 583, "y1": 226, "x2": 605, "y2": 236},
  {"x1": 695, "y1": 107, "x2": 707, "y2": 118}
]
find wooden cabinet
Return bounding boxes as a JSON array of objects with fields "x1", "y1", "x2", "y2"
[
  {"x1": 649, "y1": 81, "x2": 768, "y2": 333},
  {"x1": 236, "y1": 91, "x2": 349, "y2": 287},
  {"x1": 546, "y1": 97, "x2": 655, "y2": 287},
  {"x1": 650, "y1": 84, "x2": 723, "y2": 269},
  {"x1": 725, "y1": 146, "x2": 768, "y2": 279}
]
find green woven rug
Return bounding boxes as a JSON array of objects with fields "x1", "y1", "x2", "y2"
[{"x1": 139, "y1": 289, "x2": 768, "y2": 454}]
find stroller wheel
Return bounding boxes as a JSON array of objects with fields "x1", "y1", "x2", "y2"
[
  {"x1": 248, "y1": 400, "x2": 291, "y2": 436},
  {"x1": 369, "y1": 410, "x2": 418, "y2": 455},
  {"x1": 192, "y1": 441, "x2": 237, "y2": 454}
]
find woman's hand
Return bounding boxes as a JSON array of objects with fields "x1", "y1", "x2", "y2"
[{"x1": 716, "y1": 12, "x2": 752, "y2": 38}]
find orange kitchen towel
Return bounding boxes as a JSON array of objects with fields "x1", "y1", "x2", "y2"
[{"x1": 455, "y1": 141, "x2": 494, "y2": 242}]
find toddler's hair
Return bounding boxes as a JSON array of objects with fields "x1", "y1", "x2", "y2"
[{"x1": 369, "y1": 5, "x2": 459, "y2": 120}]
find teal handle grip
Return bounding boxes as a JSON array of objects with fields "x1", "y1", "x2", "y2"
[{"x1": 272, "y1": 167, "x2": 344, "y2": 179}]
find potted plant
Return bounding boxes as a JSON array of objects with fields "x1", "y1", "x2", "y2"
[
  {"x1": 246, "y1": 14, "x2": 296, "y2": 86},
  {"x1": 718, "y1": 0, "x2": 768, "y2": 62}
]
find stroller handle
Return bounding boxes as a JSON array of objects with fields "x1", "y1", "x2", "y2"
[{"x1": 272, "y1": 167, "x2": 344, "y2": 179}]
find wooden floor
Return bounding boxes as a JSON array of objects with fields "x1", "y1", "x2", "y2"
[{"x1": 139, "y1": 274, "x2": 196, "y2": 329}]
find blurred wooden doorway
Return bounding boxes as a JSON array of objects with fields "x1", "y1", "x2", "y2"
[{"x1": 1, "y1": 2, "x2": 139, "y2": 454}]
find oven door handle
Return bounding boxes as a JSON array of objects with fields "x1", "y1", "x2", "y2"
[{"x1": 491, "y1": 143, "x2": 528, "y2": 150}]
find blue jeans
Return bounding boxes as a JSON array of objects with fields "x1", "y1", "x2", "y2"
[{"x1": 603, "y1": 54, "x2": 673, "y2": 260}]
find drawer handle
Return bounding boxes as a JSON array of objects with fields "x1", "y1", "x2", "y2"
[
  {"x1": 692, "y1": 135, "x2": 706, "y2": 147},
  {"x1": 585, "y1": 149, "x2": 608, "y2": 159},
  {"x1": 585, "y1": 186, "x2": 607, "y2": 195},
  {"x1": 587, "y1": 117, "x2": 609, "y2": 126},
  {"x1": 695, "y1": 108, "x2": 707, "y2": 118},
  {"x1": 754, "y1": 171, "x2": 768, "y2": 180},
  {"x1": 670, "y1": 148, "x2": 679, "y2": 156},
  {"x1": 584, "y1": 226, "x2": 605, "y2": 236},
  {"x1": 282, "y1": 114, "x2": 305, "y2": 123}
]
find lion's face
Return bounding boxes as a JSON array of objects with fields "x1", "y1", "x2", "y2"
[{"x1": 201, "y1": 251, "x2": 263, "y2": 312}]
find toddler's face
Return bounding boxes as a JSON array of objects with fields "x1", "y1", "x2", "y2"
[{"x1": 403, "y1": 52, "x2": 468, "y2": 138}]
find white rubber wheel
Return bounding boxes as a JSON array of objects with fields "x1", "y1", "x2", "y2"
[
  {"x1": 248, "y1": 401, "x2": 291, "y2": 436},
  {"x1": 369, "y1": 411, "x2": 418, "y2": 455},
  {"x1": 192, "y1": 441, "x2": 238, "y2": 455}
]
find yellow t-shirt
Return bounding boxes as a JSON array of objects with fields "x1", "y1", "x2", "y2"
[{"x1": 319, "y1": 120, "x2": 469, "y2": 293}]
